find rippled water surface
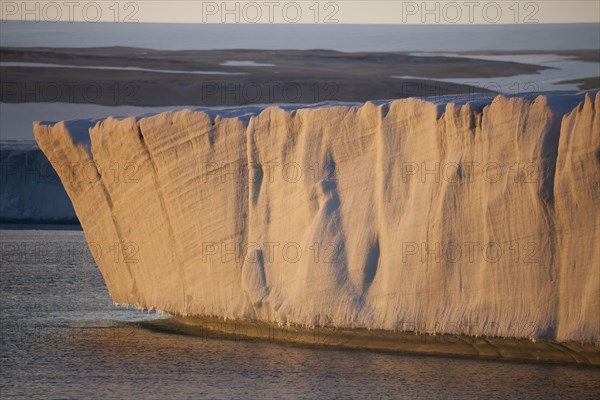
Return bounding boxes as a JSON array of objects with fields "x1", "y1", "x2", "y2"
[{"x1": 1, "y1": 229, "x2": 599, "y2": 399}]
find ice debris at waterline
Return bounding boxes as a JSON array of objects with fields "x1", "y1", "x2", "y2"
[{"x1": 34, "y1": 92, "x2": 600, "y2": 343}]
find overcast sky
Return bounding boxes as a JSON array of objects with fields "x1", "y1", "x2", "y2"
[{"x1": 2, "y1": 1, "x2": 599, "y2": 24}]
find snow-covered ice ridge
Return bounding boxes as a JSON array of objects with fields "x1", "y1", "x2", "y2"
[
  {"x1": 1, "y1": 141, "x2": 77, "y2": 223},
  {"x1": 34, "y1": 92, "x2": 599, "y2": 343}
]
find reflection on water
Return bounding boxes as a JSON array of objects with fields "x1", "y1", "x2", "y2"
[{"x1": 1, "y1": 229, "x2": 599, "y2": 399}]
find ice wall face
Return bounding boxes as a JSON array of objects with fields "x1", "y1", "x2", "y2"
[
  {"x1": 34, "y1": 93, "x2": 600, "y2": 343},
  {"x1": 0, "y1": 142, "x2": 77, "y2": 224}
]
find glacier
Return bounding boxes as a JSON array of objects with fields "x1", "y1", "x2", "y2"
[
  {"x1": 34, "y1": 92, "x2": 600, "y2": 343},
  {"x1": 0, "y1": 141, "x2": 77, "y2": 224}
]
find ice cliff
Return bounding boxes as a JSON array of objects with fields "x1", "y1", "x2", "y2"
[
  {"x1": 1, "y1": 141, "x2": 77, "y2": 224},
  {"x1": 34, "y1": 92, "x2": 600, "y2": 343}
]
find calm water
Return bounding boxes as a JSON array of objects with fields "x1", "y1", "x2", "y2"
[{"x1": 1, "y1": 228, "x2": 599, "y2": 399}]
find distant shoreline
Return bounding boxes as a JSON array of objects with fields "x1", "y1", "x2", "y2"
[
  {"x1": 0, "y1": 47, "x2": 533, "y2": 107},
  {"x1": 2, "y1": 22, "x2": 599, "y2": 52},
  {"x1": 2, "y1": 47, "x2": 598, "y2": 108}
]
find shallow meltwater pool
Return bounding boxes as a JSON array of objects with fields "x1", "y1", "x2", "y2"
[{"x1": 1, "y1": 228, "x2": 599, "y2": 399}]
